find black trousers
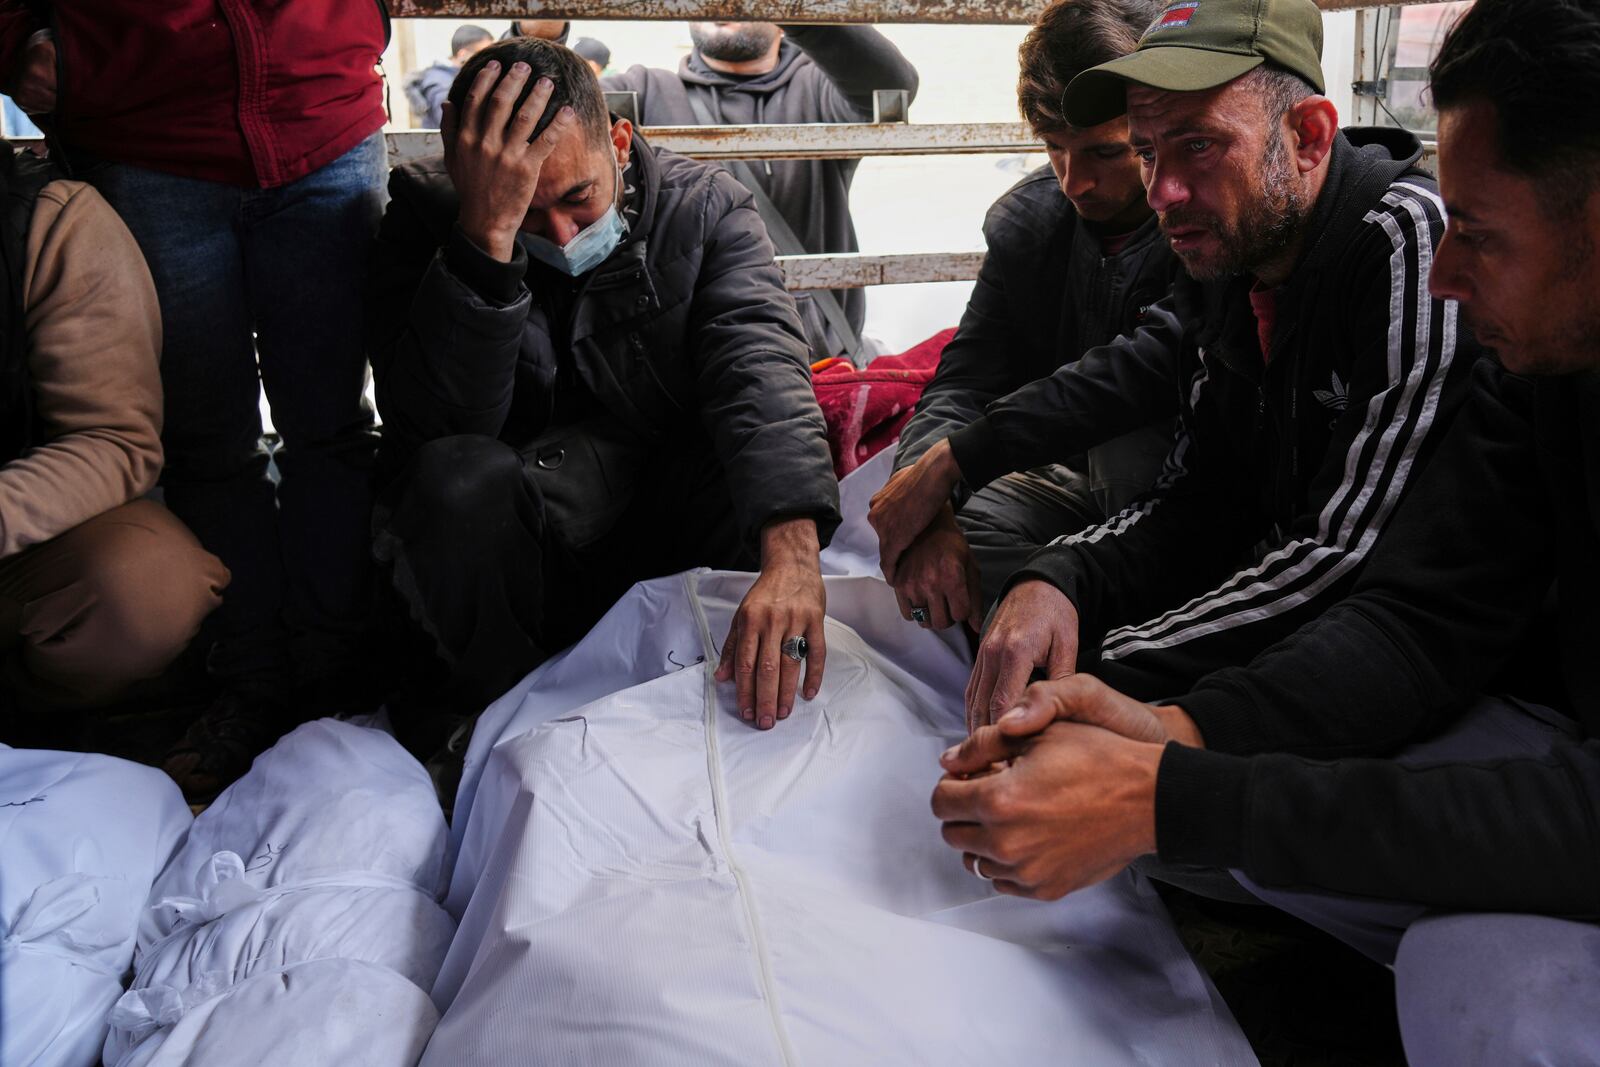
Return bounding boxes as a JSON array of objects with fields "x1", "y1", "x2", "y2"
[
  {"x1": 374, "y1": 434, "x2": 751, "y2": 711},
  {"x1": 959, "y1": 465, "x2": 1102, "y2": 609}
]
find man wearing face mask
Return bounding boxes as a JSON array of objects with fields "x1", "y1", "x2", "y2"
[
  {"x1": 368, "y1": 39, "x2": 840, "y2": 750},
  {"x1": 604, "y1": 23, "x2": 917, "y2": 359}
]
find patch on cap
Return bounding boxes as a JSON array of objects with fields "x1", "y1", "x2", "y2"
[{"x1": 1146, "y1": 1, "x2": 1201, "y2": 36}]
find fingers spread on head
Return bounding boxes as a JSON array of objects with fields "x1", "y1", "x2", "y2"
[{"x1": 510, "y1": 76, "x2": 554, "y2": 143}]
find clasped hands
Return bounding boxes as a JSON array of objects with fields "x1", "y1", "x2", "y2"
[{"x1": 932, "y1": 672, "x2": 1203, "y2": 901}]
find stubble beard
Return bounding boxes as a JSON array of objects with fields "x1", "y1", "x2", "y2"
[
  {"x1": 1166, "y1": 127, "x2": 1311, "y2": 282},
  {"x1": 690, "y1": 23, "x2": 779, "y2": 63}
]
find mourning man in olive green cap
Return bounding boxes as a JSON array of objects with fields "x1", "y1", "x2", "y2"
[{"x1": 947, "y1": 0, "x2": 1484, "y2": 907}]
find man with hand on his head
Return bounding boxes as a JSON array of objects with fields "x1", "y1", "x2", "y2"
[
  {"x1": 369, "y1": 40, "x2": 839, "y2": 746},
  {"x1": 870, "y1": 0, "x2": 1181, "y2": 634},
  {"x1": 958, "y1": 0, "x2": 1475, "y2": 733},
  {"x1": 936, "y1": 4, "x2": 1600, "y2": 1061}
]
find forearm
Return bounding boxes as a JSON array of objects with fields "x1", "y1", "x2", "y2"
[
  {"x1": 777, "y1": 24, "x2": 918, "y2": 115},
  {"x1": 1157, "y1": 739, "x2": 1600, "y2": 915},
  {"x1": 759, "y1": 516, "x2": 821, "y2": 570},
  {"x1": 373, "y1": 233, "x2": 529, "y2": 460},
  {"x1": 0, "y1": 183, "x2": 162, "y2": 557},
  {"x1": 948, "y1": 318, "x2": 1183, "y2": 491}
]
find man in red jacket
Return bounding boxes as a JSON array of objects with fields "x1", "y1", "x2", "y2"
[{"x1": 0, "y1": 1, "x2": 390, "y2": 798}]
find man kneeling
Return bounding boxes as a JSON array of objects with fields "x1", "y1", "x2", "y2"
[
  {"x1": 0, "y1": 143, "x2": 227, "y2": 716},
  {"x1": 369, "y1": 40, "x2": 840, "y2": 738}
]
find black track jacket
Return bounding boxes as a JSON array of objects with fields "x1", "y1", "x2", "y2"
[
  {"x1": 997, "y1": 129, "x2": 1479, "y2": 697},
  {"x1": 1161, "y1": 360, "x2": 1600, "y2": 914}
]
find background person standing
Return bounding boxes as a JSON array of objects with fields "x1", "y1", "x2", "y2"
[{"x1": 0, "y1": 1, "x2": 391, "y2": 799}]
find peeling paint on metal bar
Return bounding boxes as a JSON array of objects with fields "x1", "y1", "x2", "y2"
[
  {"x1": 385, "y1": 123, "x2": 1038, "y2": 166},
  {"x1": 778, "y1": 251, "x2": 986, "y2": 290},
  {"x1": 391, "y1": 0, "x2": 1436, "y2": 23}
]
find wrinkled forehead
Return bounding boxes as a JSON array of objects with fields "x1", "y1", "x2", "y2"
[{"x1": 1127, "y1": 80, "x2": 1256, "y2": 141}]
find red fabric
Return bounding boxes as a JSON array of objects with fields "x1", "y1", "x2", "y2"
[
  {"x1": 1248, "y1": 284, "x2": 1278, "y2": 364},
  {"x1": 0, "y1": 0, "x2": 388, "y2": 188},
  {"x1": 812, "y1": 328, "x2": 954, "y2": 479}
]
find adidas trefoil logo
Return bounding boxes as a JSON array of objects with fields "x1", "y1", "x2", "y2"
[{"x1": 1314, "y1": 371, "x2": 1349, "y2": 413}]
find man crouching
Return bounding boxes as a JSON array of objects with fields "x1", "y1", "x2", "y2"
[{"x1": 369, "y1": 39, "x2": 840, "y2": 741}]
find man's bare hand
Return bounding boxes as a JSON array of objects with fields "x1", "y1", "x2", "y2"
[
  {"x1": 716, "y1": 518, "x2": 826, "y2": 730},
  {"x1": 931, "y1": 720, "x2": 1162, "y2": 900},
  {"x1": 889, "y1": 505, "x2": 983, "y2": 631},
  {"x1": 869, "y1": 439, "x2": 962, "y2": 584},
  {"x1": 11, "y1": 35, "x2": 56, "y2": 114},
  {"x1": 942, "y1": 674, "x2": 1202, "y2": 778},
  {"x1": 442, "y1": 62, "x2": 577, "y2": 262},
  {"x1": 965, "y1": 580, "x2": 1079, "y2": 733}
]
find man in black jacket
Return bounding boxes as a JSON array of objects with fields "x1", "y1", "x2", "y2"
[
  {"x1": 935, "y1": 2, "x2": 1600, "y2": 1060},
  {"x1": 945, "y1": 0, "x2": 1474, "y2": 729},
  {"x1": 369, "y1": 40, "x2": 840, "y2": 737},
  {"x1": 604, "y1": 24, "x2": 918, "y2": 358},
  {"x1": 870, "y1": 0, "x2": 1177, "y2": 632}
]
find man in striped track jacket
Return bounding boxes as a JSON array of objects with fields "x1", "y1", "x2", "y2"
[{"x1": 962, "y1": 0, "x2": 1480, "y2": 727}]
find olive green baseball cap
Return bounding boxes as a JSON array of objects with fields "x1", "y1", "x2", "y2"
[{"x1": 1061, "y1": 0, "x2": 1325, "y2": 128}]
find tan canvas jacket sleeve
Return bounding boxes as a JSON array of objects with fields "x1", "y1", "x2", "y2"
[{"x1": 0, "y1": 179, "x2": 163, "y2": 558}]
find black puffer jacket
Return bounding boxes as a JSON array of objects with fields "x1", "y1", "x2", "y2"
[
  {"x1": 367, "y1": 134, "x2": 841, "y2": 549},
  {"x1": 604, "y1": 26, "x2": 919, "y2": 339},
  {"x1": 896, "y1": 164, "x2": 1178, "y2": 514}
]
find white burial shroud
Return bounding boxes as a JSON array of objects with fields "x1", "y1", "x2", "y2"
[
  {"x1": 432, "y1": 462, "x2": 1257, "y2": 1067},
  {"x1": 0, "y1": 747, "x2": 191, "y2": 1067}
]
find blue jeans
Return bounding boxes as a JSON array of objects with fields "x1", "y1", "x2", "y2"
[{"x1": 86, "y1": 133, "x2": 387, "y2": 693}]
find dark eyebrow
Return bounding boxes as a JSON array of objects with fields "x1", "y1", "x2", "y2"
[
  {"x1": 1129, "y1": 123, "x2": 1220, "y2": 148},
  {"x1": 561, "y1": 179, "x2": 598, "y2": 200},
  {"x1": 1444, "y1": 202, "x2": 1480, "y2": 224}
]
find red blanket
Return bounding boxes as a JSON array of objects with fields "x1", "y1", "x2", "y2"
[{"x1": 812, "y1": 328, "x2": 954, "y2": 479}]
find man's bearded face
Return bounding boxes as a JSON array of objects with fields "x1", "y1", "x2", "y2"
[{"x1": 689, "y1": 22, "x2": 781, "y2": 63}]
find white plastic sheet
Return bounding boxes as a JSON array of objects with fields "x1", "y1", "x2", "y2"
[
  {"x1": 0, "y1": 745, "x2": 191, "y2": 1067},
  {"x1": 431, "y1": 568, "x2": 1257, "y2": 1065},
  {"x1": 104, "y1": 720, "x2": 454, "y2": 1067}
]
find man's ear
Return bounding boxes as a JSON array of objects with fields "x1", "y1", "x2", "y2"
[
  {"x1": 1288, "y1": 95, "x2": 1339, "y2": 174},
  {"x1": 611, "y1": 117, "x2": 634, "y2": 166}
]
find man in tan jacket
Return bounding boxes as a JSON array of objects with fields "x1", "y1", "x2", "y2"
[{"x1": 0, "y1": 143, "x2": 227, "y2": 709}]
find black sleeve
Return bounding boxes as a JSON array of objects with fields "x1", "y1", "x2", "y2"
[
  {"x1": 1176, "y1": 362, "x2": 1550, "y2": 756},
  {"x1": 1151, "y1": 364, "x2": 1597, "y2": 913},
  {"x1": 1158, "y1": 739, "x2": 1600, "y2": 915},
  {"x1": 1005, "y1": 360, "x2": 1262, "y2": 654},
  {"x1": 687, "y1": 170, "x2": 842, "y2": 548},
  {"x1": 942, "y1": 298, "x2": 1185, "y2": 490},
  {"x1": 778, "y1": 25, "x2": 919, "y2": 121},
  {"x1": 367, "y1": 169, "x2": 532, "y2": 467}
]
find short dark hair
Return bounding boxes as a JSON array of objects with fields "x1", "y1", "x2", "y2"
[
  {"x1": 447, "y1": 37, "x2": 611, "y2": 146},
  {"x1": 451, "y1": 24, "x2": 492, "y2": 57},
  {"x1": 1242, "y1": 64, "x2": 1317, "y2": 125},
  {"x1": 1018, "y1": 0, "x2": 1158, "y2": 132},
  {"x1": 1430, "y1": 0, "x2": 1600, "y2": 218}
]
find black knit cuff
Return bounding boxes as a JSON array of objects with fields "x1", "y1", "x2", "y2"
[
  {"x1": 1155, "y1": 743, "x2": 1251, "y2": 869},
  {"x1": 443, "y1": 224, "x2": 527, "y2": 306},
  {"x1": 1170, "y1": 683, "x2": 1261, "y2": 756}
]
